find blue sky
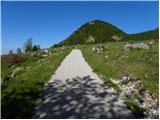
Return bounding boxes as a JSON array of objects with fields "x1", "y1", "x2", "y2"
[{"x1": 1, "y1": 1, "x2": 159, "y2": 54}]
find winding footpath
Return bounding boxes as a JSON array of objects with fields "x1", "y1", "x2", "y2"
[{"x1": 33, "y1": 49, "x2": 134, "y2": 119}]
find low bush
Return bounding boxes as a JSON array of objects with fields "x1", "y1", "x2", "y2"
[{"x1": 1, "y1": 54, "x2": 27, "y2": 65}]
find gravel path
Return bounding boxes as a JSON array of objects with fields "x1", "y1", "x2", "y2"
[{"x1": 33, "y1": 49, "x2": 134, "y2": 119}]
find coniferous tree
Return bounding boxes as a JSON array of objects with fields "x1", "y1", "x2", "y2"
[
  {"x1": 17, "y1": 48, "x2": 22, "y2": 54},
  {"x1": 32, "y1": 45, "x2": 38, "y2": 51},
  {"x1": 9, "y1": 50, "x2": 13, "y2": 55},
  {"x1": 37, "y1": 45, "x2": 41, "y2": 50},
  {"x1": 23, "y1": 37, "x2": 33, "y2": 53}
]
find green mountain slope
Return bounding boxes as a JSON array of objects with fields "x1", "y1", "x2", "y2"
[
  {"x1": 53, "y1": 20, "x2": 159, "y2": 47},
  {"x1": 129, "y1": 28, "x2": 159, "y2": 40},
  {"x1": 55, "y1": 20, "x2": 128, "y2": 46}
]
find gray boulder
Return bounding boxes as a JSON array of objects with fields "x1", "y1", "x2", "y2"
[
  {"x1": 148, "y1": 41, "x2": 154, "y2": 45},
  {"x1": 42, "y1": 49, "x2": 49, "y2": 53},
  {"x1": 124, "y1": 43, "x2": 149, "y2": 51},
  {"x1": 11, "y1": 67, "x2": 24, "y2": 77},
  {"x1": 92, "y1": 47, "x2": 96, "y2": 52}
]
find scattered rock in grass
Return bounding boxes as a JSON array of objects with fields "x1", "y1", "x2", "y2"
[
  {"x1": 105, "y1": 55, "x2": 108, "y2": 59},
  {"x1": 111, "y1": 75, "x2": 132, "y2": 85},
  {"x1": 124, "y1": 43, "x2": 149, "y2": 51},
  {"x1": 60, "y1": 46, "x2": 66, "y2": 50},
  {"x1": 142, "y1": 91, "x2": 158, "y2": 109},
  {"x1": 125, "y1": 56, "x2": 128, "y2": 58},
  {"x1": 49, "y1": 52, "x2": 52, "y2": 55},
  {"x1": 30, "y1": 53, "x2": 34, "y2": 56},
  {"x1": 26, "y1": 66, "x2": 32, "y2": 71},
  {"x1": 111, "y1": 75, "x2": 158, "y2": 118},
  {"x1": 86, "y1": 35, "x2": 95, "y2": 43},
  {"x1": 92, "y1": 47, "x2": 96, "y2": 52},
  {"x1": 42, "y1": 49, "x2": 49, "y2": 54},
  {"x1": 122, "y1": 75, "x2": 132, "y2": 81},
  {"x1": 11, "y1": 67, "x2": 24, "y2": 77},
  {"x1": 42, "y1": 54, "x2": 48, "y2": 57},
  {"x1": 11, "y1": 65, "x2": 16, "y2": 69},
  {"x1": 148, "y1": 41, "x2": 154, "y2": 45},
  {"x1": 111, "y1": 35, "x2": 121, "y2": 41},
  {"x1": 24, "y1": 77, "x2": 28, "y2": 80},
  {"x1": 92, "y1": 44, "x2": 106, "y2": 53},
  {"x1": 145, "y1": 106, "x2": 159, "y2": 119},
  {"x1": 98, "y1": 74, "x2": 103, "y2": 79},
  {"x1": 1, "y1": 76, "x2": 10, "y2": 84}
]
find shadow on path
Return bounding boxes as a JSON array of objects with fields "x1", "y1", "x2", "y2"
[{"x1": 33, "y1": 75, "x2": 134, "y2": 119}]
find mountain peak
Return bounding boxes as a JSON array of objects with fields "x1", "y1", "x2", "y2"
[{"x1": 56, "y1": 20, "x2": 128, "y2": 46}]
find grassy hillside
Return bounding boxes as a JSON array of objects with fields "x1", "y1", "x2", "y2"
[
  {"x1": 79, "y1": 40, "x2": 159, "y2": 95},
  {"x1": 54, "y1": 20, "x2": 128, "y2": 46},
  {"x1": 129, "y1": 28, "x2": 159, "y2": 41},
  {"x1": 54, "y1": 20, "x2": 158, "y2": 47},
  {"x1": 1, "y1": 47, "x2": 72, "y2": 118}
]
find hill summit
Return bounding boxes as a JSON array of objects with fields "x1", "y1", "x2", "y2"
[
  {"x1": 54, "y1": 20, "x2": 159, "y2": 47},
  {"x1": 56, "y1": 20, "x2": 128, "y2": 46}
]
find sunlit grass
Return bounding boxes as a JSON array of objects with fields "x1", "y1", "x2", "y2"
[
  {"x1": 1, "y1": 47, "x2": 72, "y2": 118},
  {"x1": 80, "y1": 40, "x2": 158, "y2": 95}
]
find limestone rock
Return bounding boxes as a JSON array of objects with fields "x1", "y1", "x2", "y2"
[
  {"x1": 124, "y1": 43, "x2": 149, "y2": 51},
  {"x1": 11, "y1": 67, "x2": 24, "y2": 77}
]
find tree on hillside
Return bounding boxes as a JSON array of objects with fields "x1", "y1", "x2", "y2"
[
  {"x1": 37, "y1": 45, "x2": 41, "y2": 50},
  {"x1": 32, "y1": 45, "x2": 38, "y2": 51},
  {"x1": 17, "y1": 48, "x2": 22, "y2": 54},
  {"x1": 23, "y1": 37, "x2": 33, "y2": 53},
  {"x1": 9, "y1": 50, "x2": 13, "y2": 55}
]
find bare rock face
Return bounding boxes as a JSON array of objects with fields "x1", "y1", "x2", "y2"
[{"x1": 124, "y1": 43, "x2": 149, "y2": 51}]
